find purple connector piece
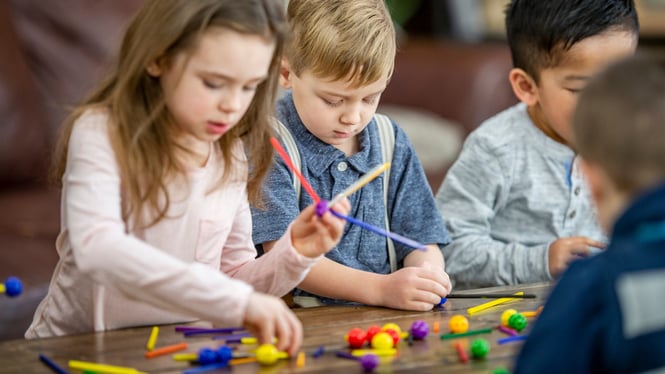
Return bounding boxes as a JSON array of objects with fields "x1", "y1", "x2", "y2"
[{"x1": 315, "y1": 200, "x2": 329, "y2": 217}]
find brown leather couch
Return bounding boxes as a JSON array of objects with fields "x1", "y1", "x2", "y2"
[{"x1": 0, "y1": 0, "x2": 515, "y2": 340}]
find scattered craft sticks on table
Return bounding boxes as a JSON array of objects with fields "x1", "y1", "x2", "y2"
[
  {"x1": 467, "y1": 292, "x2": 526, "y2": 316},
  {"x1": 446, "y1": 293, "x2": 536, "y2": 299}
]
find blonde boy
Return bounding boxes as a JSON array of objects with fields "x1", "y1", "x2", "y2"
[{"x1": 251, "y1": 0, "x2": 452, "y2": 310}]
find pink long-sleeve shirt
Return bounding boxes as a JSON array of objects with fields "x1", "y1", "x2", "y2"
[{"x1": 26, "y1": 110, "x2": 319, "y2": 338}]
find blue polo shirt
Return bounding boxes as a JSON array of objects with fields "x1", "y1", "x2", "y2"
[{"x1": 251, "y1": 91, "x2": 449, "y2": 303}]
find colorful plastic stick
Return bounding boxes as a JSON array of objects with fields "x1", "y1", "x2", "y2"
[
  {"x1": 271, "y1": 138, "x2": 320, "y2": 202},
  {"x1": 329, "y1": 209, "x2": 426, "y2": 250},
  {"x1": 351, "y1": 348, "x2": 397, "y2": 357},
  {"x1": 312, "y1": 346, "x2": 325, "y2": 358},
  {"x1": 174, "y1": 326, "x2": 244, "y2": 333},
  {"x1": 328, "y1": 163, "x2": 390, "y2": 206},
  {"x1": 39, "y1": 354, "x2": 69, "y2": 374},
  {"x1": 497, "y1": 325, "x2": 518, "y2": 336},
  {"x1": 146, "y1": 326, "x2": 159, "y2": 351},
  {"x1": 144, "y1": 342, "x2": 188, "y2": 359},
  {"x1": 440, "y1": 327, "x2": 493, "y2": 340},
  {"x1": 497, "y1": 335, "x2": 529, "y2": 345},
  {"x1": 296, "y1": 351, "x2": 305, "y2": 367},
  {"x1": 68, "y1": 360, "x2": 146, "y2": 374},
  {"x1": 455, "y1": 341, "x2": 468, "y2": 363},
  {"x1": 467, "y1": 292, "x2": 525, "y2": 316},
  {"x1": 446, "y1": 293, "x2": 536, "y2": 299}
]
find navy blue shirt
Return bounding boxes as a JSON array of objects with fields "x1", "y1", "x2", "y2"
[
  {"x1": 251, "y1": 92, "x2": 450, "y2": 304},
  {"x1": 515, "y1": 181, "x2": 665, "y2": 373}
]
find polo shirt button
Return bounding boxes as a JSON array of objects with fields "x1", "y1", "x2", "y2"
[
  {"x1": 574, "y1": 186, "x2": 581, "y2": 196},
  {"x1": 568, "y1": 210, "x2": 576, "y2": 219},
  {"x1": 337, "y1": 162, "x2": 348, "y2": 171}
]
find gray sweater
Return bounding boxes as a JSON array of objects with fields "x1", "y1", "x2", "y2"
[{"x1": 436, "y1": 103, "x2": 605, "y2": 289}]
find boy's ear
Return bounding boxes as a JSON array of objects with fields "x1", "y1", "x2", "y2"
[
  {"x1": 279, "y1": 58, "x2": 293, "y2": 89},
  {"x1": 509, "y1": 68, "x2": 539, "y2": 106}
]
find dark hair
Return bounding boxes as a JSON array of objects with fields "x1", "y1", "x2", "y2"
[
  {"x1": 505, "y1": 0, "x2": 638, "y2": 82},
  {"x1": 574, "y1": 55, "x2": 665, "y2": 194}
]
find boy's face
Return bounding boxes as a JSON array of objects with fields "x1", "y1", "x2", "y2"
[
  {"x1": 529, "y1": 30, "x2": 637, "y2": 149},
  {"x1": 281, "y1": 63, "x2": 389, "y2": 155}
]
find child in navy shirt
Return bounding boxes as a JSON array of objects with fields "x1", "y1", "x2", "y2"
[{"x1": 515, "y1": 56, "x2": 665, "y2": 373}]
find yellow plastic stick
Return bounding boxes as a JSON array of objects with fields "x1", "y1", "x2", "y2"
[
  {"x1": 296, "y1": 351, "x2": 305, "y2": 368},
  {"x1": 146, "y1": 326, "x2": 159, "y2": 351},
  {"x1": 241, "y1": 337, "x2": 278, "y2": 345},
  {"x1": 230, "y1": 357, "x2": 257, "y2": 365},
  {"x1": 329, "y1": 163, "x2": 390, "y2": 206},
  {"x1": 68, "y1": 360, "x2": 146, "y2": 374},
  {"x1": 0, "y1": 284, "x2": 5, "y2": 293},
  {"x1": 467, "y1": 291, "x2": 525, "y2": 316},
  {"x1": 172, "y1": 353, "x2": 197, "y2": 362},
  {"x1": 351, "y1": 348, "x2": 397, "y2": 357}
]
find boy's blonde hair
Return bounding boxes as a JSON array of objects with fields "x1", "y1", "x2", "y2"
[
  {"x1": 574, "y1": 55, "x2": 665, "y2": 195},
  {"x1": 52, "y1": 0, "x2": 287, "y2": 227},
  {"x1": 285, "y1": 0, "x2": 395, "y2": 87}
]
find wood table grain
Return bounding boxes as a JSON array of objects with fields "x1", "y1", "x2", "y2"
[{"x1": 0, "y1": 282, "x2": 552, "y2": 373}]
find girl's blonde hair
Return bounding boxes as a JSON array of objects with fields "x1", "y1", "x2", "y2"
[
  {"x1": 285, "y1": 0, "x2": 396, "y2": 87},
  {"x1": 52, "y1": 0, "x2": 286, "y2": 227}
]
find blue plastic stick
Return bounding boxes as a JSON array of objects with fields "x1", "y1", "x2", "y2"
[
  {"x1": 39, "y1": 354, "x2": 69, "y2": 374},
  {"x1": 497, "y1": 335, "x2": 529, "y2": 345},
  {"x1": 330, "y1": 209, "x2": 427, "y2": 250}
]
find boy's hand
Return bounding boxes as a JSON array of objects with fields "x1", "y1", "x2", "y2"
[
  {"x1": 376, "y1": 264, "x2": 451, "y2": 311},
  {"x1": 243, "y1": 293, "x2": 302, "y2": 356},
  {"x1": 290, "y1": 199, "x2": 350, "y2": 258},
  {"x1": 548, "y1": 236, "x2": 606, "y2": 277}
]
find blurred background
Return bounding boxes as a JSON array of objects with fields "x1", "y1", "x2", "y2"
[{"x1": 1, "y1": 0, "x2": 664, "y2": 341}]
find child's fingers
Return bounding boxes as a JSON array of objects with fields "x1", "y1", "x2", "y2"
[
  {"x1": 328, "y1": 197, "x2": 350, "y2": 215},
  {"x1": 584, "y1": 238, "x2": 606, "y2": 249},
  {"x1": 258, "y1": 318, "x2": 275, "y2": 347}
]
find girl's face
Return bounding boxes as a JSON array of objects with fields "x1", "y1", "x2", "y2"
[{"x1": 150, "y1": 27, "x2": 275, "y2": 162}]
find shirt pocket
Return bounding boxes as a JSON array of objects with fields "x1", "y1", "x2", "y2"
[{"x1": 195, "y1": 219, "x2": 231, "y2": 266}]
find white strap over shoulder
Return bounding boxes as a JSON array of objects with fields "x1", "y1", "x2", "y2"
[
  {"x1": 373, "y1": 113, "x2": 397, "y2": 273},
  {"x1": 271, "y1": 117, "x2": 302, "y2": 202}
]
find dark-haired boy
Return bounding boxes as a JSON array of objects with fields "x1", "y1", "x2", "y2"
[{"x1": 435, "y1": 0, "x2": 638, "y2": 288}]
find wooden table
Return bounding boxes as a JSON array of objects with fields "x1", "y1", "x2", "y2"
[{"x1": 0, "y1": 282, "x2": 551, "y2": 373}]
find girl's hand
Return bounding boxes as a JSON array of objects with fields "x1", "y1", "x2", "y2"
[
  {"x1": 243, "y1": 292, "x2": 302, "y2": 356},
  {"x1": 290, "y1": 199, "x2": 350, "y2": 258}
]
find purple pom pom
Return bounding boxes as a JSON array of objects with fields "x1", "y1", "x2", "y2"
[
  {"x1": 359, "y1": 354, "x2": 379, "y2": 371},
  {"x1": 410, "y1": 320, "x2": 429, "y2": 340}
]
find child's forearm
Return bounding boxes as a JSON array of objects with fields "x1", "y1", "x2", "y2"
[
  {"x1": 403, "y1": 244, "x2": 445, "y2": 269},
  {"x1": 297, "y1": 258, "x2": 384, "y2": 305}
]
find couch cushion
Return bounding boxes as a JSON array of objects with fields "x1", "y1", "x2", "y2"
[
  {"x1": 0, "y1": 1, "x2": 48, "y2": 184},
  {"x1": 378, "y1": 105, "x2": 463, "y2": 190}
]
